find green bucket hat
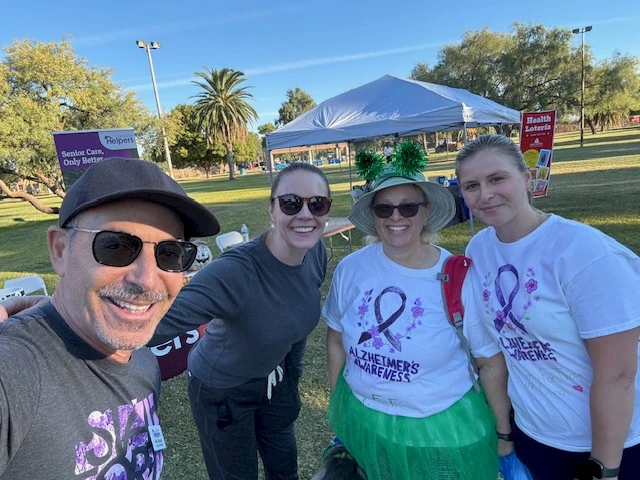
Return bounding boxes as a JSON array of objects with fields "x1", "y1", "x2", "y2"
[{"x1": 348, "y1": 166, "x2": 456, "y2": 236}]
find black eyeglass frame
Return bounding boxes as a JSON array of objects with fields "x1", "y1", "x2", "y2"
[
  {"x1": 271, "y1": 194, "x2": 333, "y2": 217},
  {"x1": 371, "y1": 202, "x2": 429, "y2": 219},
  {"x1": 68, "y1": 227, "x2": 198, "y2": 273}
]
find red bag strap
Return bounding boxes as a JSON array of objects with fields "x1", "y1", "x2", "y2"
[
  {"x1": 437, "y1": 255, "x2": 479, "y2": 392},
  {"x1": 438, "y1": 255, "x2": 471, "y2": 326}
]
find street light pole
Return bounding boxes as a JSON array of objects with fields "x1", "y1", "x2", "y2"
[
  {"x1": 136, "y1": 40, "x2": 174, "y2": 178},
  {"x1": 572, "y1": 26, "x2": 592, "y2": 148}
]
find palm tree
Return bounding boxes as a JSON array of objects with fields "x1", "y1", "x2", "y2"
[{"x1": 191, "y1": 68, "x2": 258, "y2": 180}]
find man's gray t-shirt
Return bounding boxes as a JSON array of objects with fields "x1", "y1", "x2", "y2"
[
  {"x1": 151, "y1": 232, "x2": 327, "y2": 388},
  {"x1": 0, "y1": 302, "x2": 163, "y2": 479}
]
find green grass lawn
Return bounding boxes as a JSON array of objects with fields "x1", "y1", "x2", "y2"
[{"x1": 1, "y1": 126, "x2": 639, "y2": 479}]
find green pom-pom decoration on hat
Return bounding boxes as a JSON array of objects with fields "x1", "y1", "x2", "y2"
[
  {"x1": 354, "y1": 149, "x2": 386, "y2": 182},
  {"x1": 392, "y1": 140, "x2": 428, "y2": 178}
]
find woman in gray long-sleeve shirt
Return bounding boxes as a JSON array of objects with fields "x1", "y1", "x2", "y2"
[{"x1": 151, "y1": 162, "x2": 331, "y2": 480}]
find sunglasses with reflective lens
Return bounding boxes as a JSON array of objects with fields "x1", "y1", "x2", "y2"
[
  {"x1": 69, "y1": 228, "x2": 198, "y2": 272},
  {"x1": 272, "y1": 194, "x2": 333, "y2": 217},
  {"x1": 372, "y1": 202, "x2": 428, "y2": 219}
]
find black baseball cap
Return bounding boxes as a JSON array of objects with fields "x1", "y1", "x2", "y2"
[{"x1": 58, "y1": 157, "x2": 220, "y2": 238}]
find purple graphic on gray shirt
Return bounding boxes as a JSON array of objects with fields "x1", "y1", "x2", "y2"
[{"x1": 74, "y1": 393, "x2": 163, "y2": 479}]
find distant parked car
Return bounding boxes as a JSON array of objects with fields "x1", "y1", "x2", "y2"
[
  {"x1": 274, "y1": 162, "x2": 289, "y2": 171},
  {"x1": 328, "y1": 157, "x2": 342, "y2": 164},
  {"x1": 313, "y1": 158, "x2": 323, "y2": 166}
]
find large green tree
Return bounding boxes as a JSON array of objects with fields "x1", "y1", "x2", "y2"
[
  {"x1": 0, "y1": 39, "x2": 156, "y2": 212},
  {"x1": 257, "y1": 122, "x2": 277, "y2": 148},
  {"x1": 191, "y1": 67, "x2": 258, "y2": 180},
  {"x1": 411, "y1": 23, "x2": 582, "y2": 116},
  {"x1": 276, "y1": 88, "x2": 316, "y2": 126},
  {"x1": 234, "y1": 132, "x2": 262, "y2": 166},
  {"x1": 586, "y1": 54, "x2": 640, "y2": 132},
  {"x1": 149, "y1": 104, "x2": 226, "y2": 177}
]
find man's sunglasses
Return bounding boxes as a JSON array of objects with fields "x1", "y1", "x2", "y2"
[
  {"x1": 372, "y1": 202, "x2": 428, "y2": 219},
  {"x1": 272, "y1": 194, "x2": 333, "y2": 217},
  {"x1": 69, "y1": 228, "x2": 198, "y2": 273}
]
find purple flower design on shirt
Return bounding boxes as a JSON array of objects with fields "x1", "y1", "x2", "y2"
[
  {"x1": 482, "y1": 289, "x2": 491, "y2": 302},
  {"x1": 367, "y1": 326, "x2": 379, "y2": 337},
  {"x1": 527, "y1": 267, "x2": 536, "y2": 276},
  {"x1": 411, "y1": 298, "x2": 424, "y2": 318},
  {"x1": 372, "y1": 337, "x2": 384, "y2": 349},
  {"x1": 525, "y1": 279, "x2": 538, "y2": 294},
  {"x1": 358, "y1": 304, "x2": 369, "y2": 316}
]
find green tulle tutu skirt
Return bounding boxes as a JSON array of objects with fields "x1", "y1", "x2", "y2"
[{"x1": 328, "y1": 373, "x2": 499, "y2": 480}]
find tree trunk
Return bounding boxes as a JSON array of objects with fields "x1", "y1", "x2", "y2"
[
  {"x1": 586, "y1": 118, "x2": 596, "y2": 135},
  {"x1": 226, "y1": 143, "x2": 236, "y2": 180},
  {"x1": 35, "y1": 172, "x2": 66, "y2": 198},
  {"x1": 0, "y1": 179, "x2": 60, "y2": 214}
]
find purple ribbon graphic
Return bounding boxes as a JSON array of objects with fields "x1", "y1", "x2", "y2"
[
  {"x1": 494, "y1": 264, "x2": 528, "y2": 334},
  {"x1": 358, "y1": 287, "x2": 406, "y2": 352}
]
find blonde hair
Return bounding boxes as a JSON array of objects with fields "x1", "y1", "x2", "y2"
[
  {"x1": 455, "y1": 134, "x2": 528, "y2": 176},
  {"x1": 455, "y1": 134, "x2": 535, "y2": 204}
]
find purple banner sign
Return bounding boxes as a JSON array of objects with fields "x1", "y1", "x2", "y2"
[{"x1": 52, "y1": 128, "x2": 140, "y2": 188}]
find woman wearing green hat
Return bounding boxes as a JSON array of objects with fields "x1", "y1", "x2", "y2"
[{"x1": 323, "y1": 142, "x2": 506, "y2": 479}]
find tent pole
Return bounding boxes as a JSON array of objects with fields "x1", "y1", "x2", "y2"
[
  {"x1": 347, "y1": 142, "x2": 354, "y2": 204},
  {"x1": 265, "y1": 148, "x2": 274, "y2": 186},
  {"x1": 461, "y1": 122, "x2": 475, "y2": 237}
]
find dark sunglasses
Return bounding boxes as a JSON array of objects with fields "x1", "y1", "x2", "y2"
[
  {"x1": 272, "y1": 194, "x2": 333, "y2": 217},
  {"x1": 372, "y1": 202, "x2": 428, "y2": 219},
  {"x1": 69, "y1": 228, "x2": 198, "y2": 273}
]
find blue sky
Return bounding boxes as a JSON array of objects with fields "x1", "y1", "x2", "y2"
[{"x1": 2, "y1": 0, "x2": 639, "y2": 130}]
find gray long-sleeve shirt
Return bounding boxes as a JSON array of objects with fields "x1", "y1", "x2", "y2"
[{"x1": 151, "y1": 232, "x2": 327, "y2": 388}]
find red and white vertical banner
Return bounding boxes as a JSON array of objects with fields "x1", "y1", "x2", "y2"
[{"x1": 519, "y1": 110, "x2": 557, "y2": 198}]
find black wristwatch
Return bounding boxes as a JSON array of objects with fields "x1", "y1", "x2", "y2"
[
  {"x1": 496, "y1": 431, "x2": 513, "y2": 442},
  {"x1": 575, "y1": 457, "x2": 620, "y2": 479}
]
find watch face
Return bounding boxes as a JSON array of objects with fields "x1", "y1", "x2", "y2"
[
  {"x1": 575, "y1": 460, "x2": 601, "y2": 480},
  {"x1": 590, "y1": 459, "x2": 604, "y2": 478}
]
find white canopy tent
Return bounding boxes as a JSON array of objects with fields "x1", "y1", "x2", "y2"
[
  {"x1": 264, "y1": 75, "x2": 521, "y2": 237},
  {"x1": 266, "y1": 74, "x2": 521, "y2": 152}
]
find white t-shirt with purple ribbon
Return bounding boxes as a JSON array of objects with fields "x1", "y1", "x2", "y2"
[
  {"x1": 323, "y1": 243, "x2": 496, "y2": 418},
  {"x1": 465, "y1": 214, "x2": 640, "y2": 451}
]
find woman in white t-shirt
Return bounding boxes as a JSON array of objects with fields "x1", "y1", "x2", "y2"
[
  {"x1": 455, "y1": 134, "x2": 640, "y2": 480},
  {"x1": 323, "y1": 144, "x2": 510, "y2": 480}
]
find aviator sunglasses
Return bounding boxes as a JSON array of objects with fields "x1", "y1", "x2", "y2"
[
  {"x1": 272, "y1": 194, "x2": 333, "y2": 217},
  {"x1": 68, "y1": 228, "x2": 198, "y2": 272},
  {"x1": 372, "y1": 202, "x2": 428, "y2": 219}
]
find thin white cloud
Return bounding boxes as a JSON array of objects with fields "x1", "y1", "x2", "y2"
[
  {"x1": 257, "y1": 111, "x2": 279, "y2": 118},
  {"x1": 74, "y1": 2, "x2": 336, "y2": 47},
  {"x1": 579, "y1": 15, "x2": 638, "y2": 27},
  {"x1": 128, "y1": 41, "x2": 449, "y2": 92},
  {"x1": 243, "y1": 42, "x2": 449, "y2": 75},
  {"x1": 558, "y1": 15, "x2": 637, "y2": 31},
  {"x1": 128, "y1": 78, "x2": 194, "y2": 91}
]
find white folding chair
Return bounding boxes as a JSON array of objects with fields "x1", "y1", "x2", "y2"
[
  {"x1": 215, "y1": 231, "x2": 244, "y2": 253},
  {"x1": 4, "y1": 275, "x2": 48, "y2": 296}
]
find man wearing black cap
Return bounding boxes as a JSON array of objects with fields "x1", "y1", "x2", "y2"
[{"x1": 0, "y1": 157, "x2": 219, "y2": 480}]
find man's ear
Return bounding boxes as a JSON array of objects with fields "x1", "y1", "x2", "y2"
[{"x1": 48, "y1": 227, "x2": 70, "y2": 278}]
